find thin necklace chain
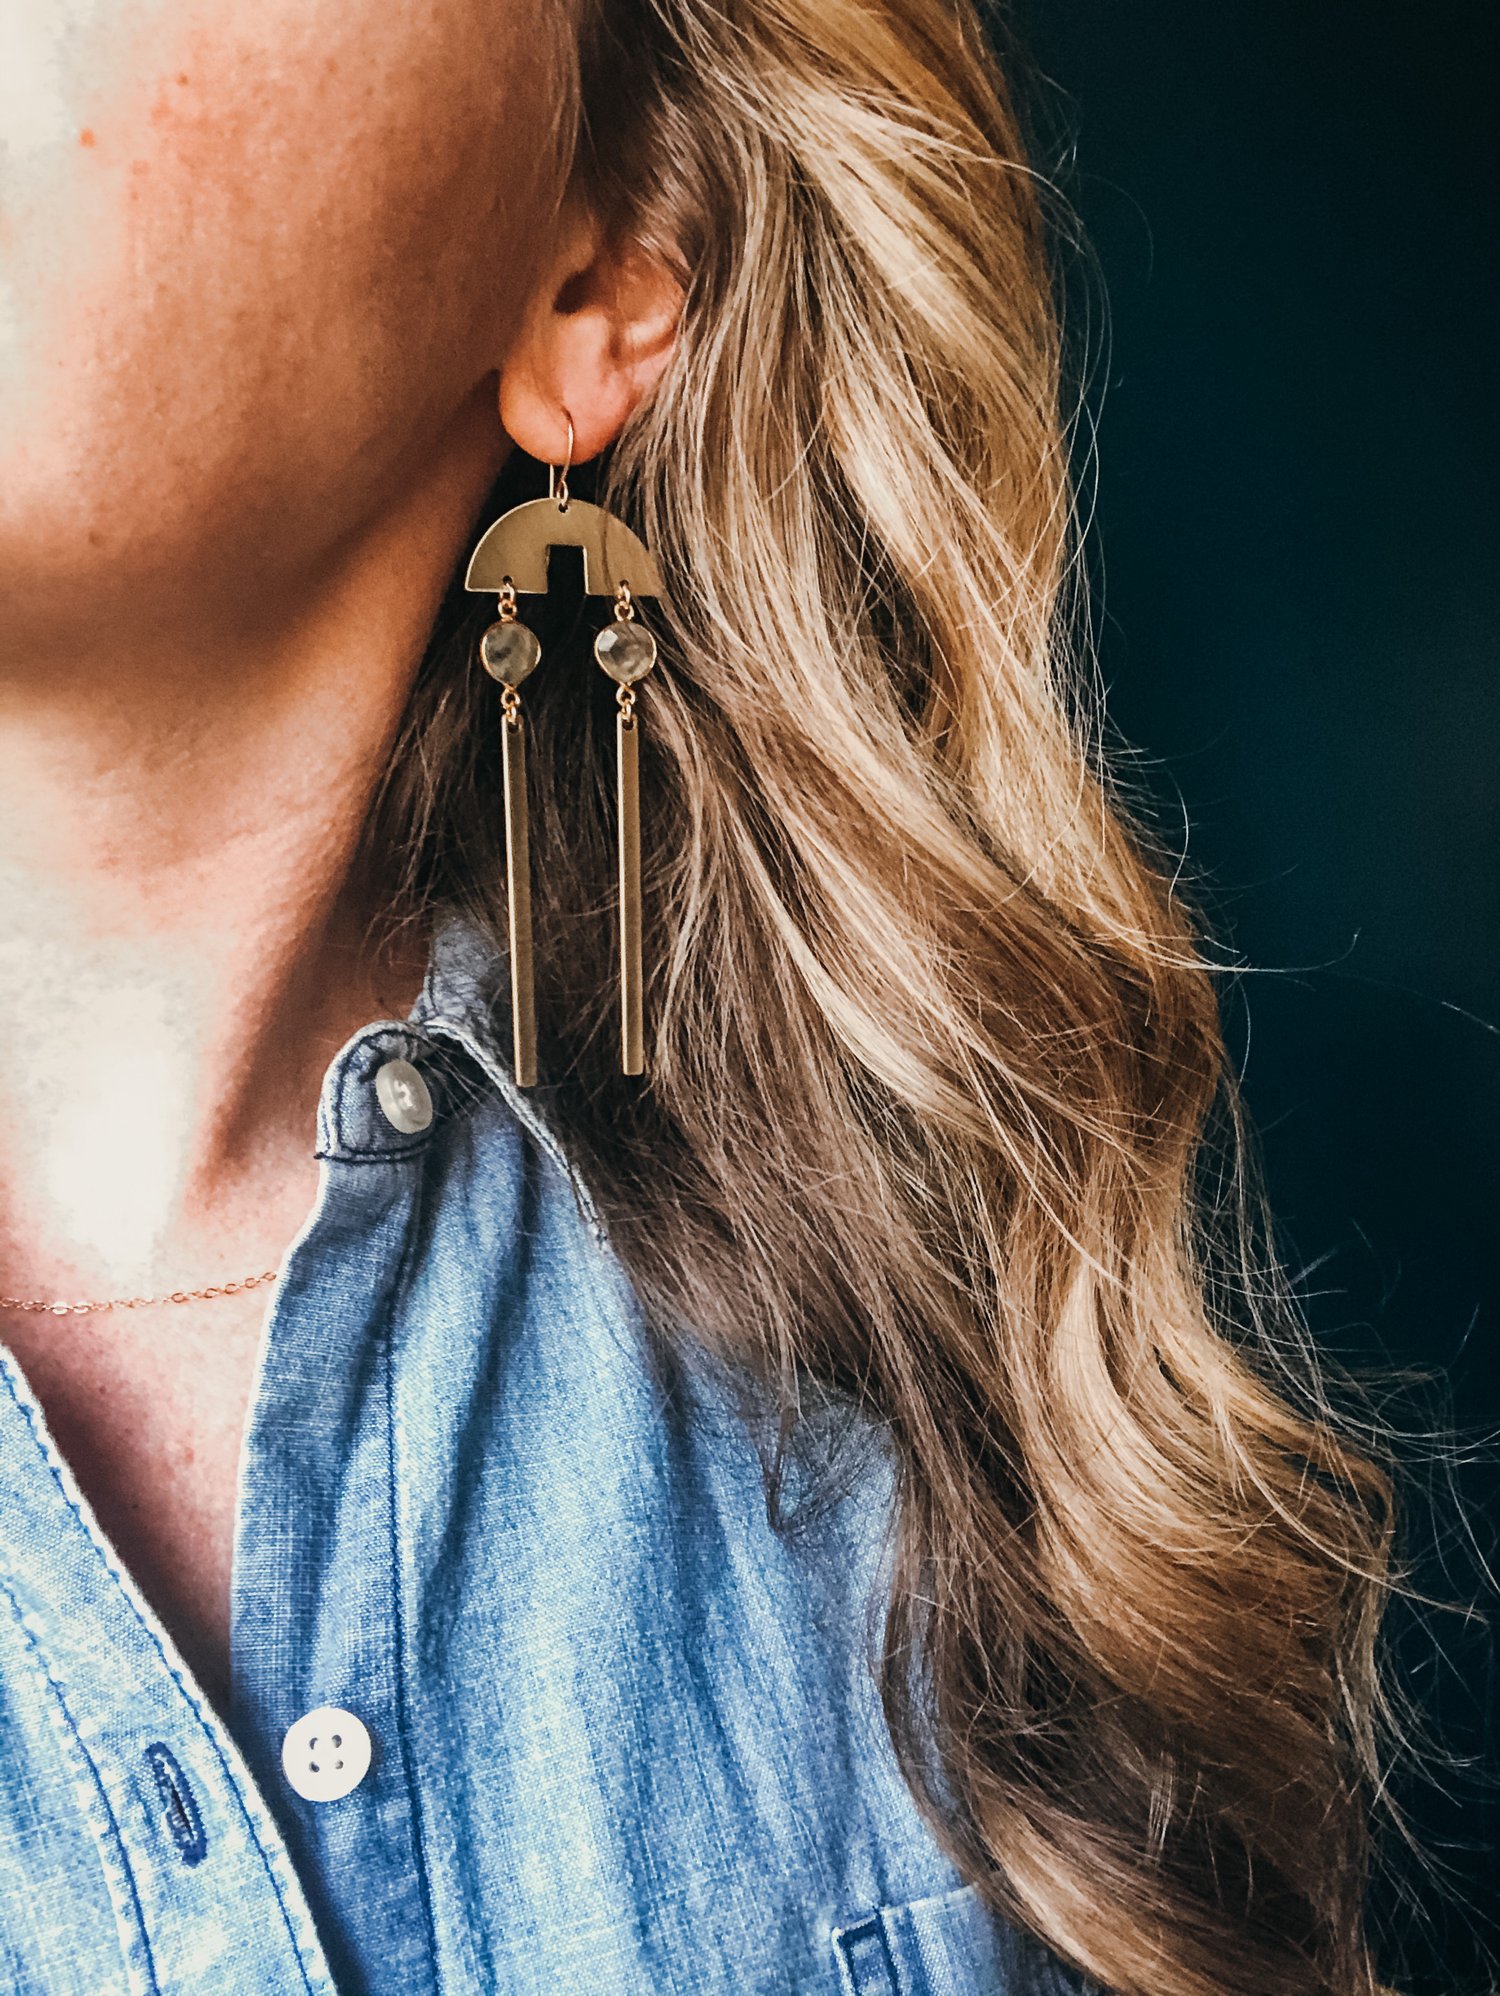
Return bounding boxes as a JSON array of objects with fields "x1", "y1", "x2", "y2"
[{"x1": 0, "y1": 1267, "x2": 280, "y2": 1318}]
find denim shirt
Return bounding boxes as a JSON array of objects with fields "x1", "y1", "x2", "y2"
[{"x1": 0, "y1": 911, "x2": 1082, "y2": 1996}]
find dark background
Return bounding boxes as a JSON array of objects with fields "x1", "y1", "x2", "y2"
[{"x1": 1001, "y1": 2, "x2": 1499, "y2": 1988}]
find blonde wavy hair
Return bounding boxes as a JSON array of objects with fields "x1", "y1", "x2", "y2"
[{"x1": 371, "y1": 1, "x2": 1399, "y2": 1990}]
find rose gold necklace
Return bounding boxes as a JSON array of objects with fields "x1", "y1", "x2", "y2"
[{"x1": 0, "y1": 1267, "x2": 280, "y2": 1318}]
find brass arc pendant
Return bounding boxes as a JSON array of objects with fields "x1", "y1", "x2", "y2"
[{"x1": 465, "y1": 497, "x2": 665, "y2": 599}]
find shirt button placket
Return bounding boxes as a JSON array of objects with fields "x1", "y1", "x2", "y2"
[{"x1": 229, "y1": 1029, "x2": 442, "y2": 1996}]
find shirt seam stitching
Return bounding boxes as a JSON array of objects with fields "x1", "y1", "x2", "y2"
[
  {"x1": 0, "y1": 1574, "x2": 162, "y2": 1996},
  {"x1": 313, "y1": 1141, "x2": 434, "y2": 1165},
  {"x1": 415, "y1": 1018, "x2": 612, "y2": 1249},
  {"x1": 380, "y1": 1307, "x2": 445, "y2": 1994}
]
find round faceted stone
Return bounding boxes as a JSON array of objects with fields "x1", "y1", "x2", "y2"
[
  {"x1": 594, "y1": 620, "x2": 658, "y2": 685},
  {"x1": 479, "y1": 618, "x2": 541, "y2": 687}
]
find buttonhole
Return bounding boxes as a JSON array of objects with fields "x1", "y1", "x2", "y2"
[{"x1": 144, "y1": 1741, "x2": 209, "y2": 1867}]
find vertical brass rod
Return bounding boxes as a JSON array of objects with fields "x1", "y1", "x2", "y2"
[
  {"x1": 502, "y1": 714, "x2": 537, "y2": 1087},
  {"x1": 617, "y1": 709, "x2": 644, "y2": 1074}
]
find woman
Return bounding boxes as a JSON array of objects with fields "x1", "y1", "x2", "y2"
[{"x1": 0, "y1": 0, "x2": 1395, "y2": 1992}]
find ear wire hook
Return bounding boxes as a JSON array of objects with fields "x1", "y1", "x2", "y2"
[{"x1": 547, "y1": 411, "x2": 575, "y2": 511}]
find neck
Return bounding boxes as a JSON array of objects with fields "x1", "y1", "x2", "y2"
[{"x1": 0, "y1": 388, "x2": 506, "y2": 1297}]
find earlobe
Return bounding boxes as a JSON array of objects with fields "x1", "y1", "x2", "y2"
[{"x1": 498, "y1": 219, "x2": 684, "y2": 467}]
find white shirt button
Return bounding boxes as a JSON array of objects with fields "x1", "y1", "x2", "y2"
[
  {"x1": 374, "y1": 1058, "x2": 433, "y2": 1134},
  {"x1": 280, "y1": 1706, "x2": 372, "y2": 1803}
]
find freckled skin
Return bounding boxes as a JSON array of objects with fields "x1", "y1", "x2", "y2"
[
  {"x1": 0, "y1": 0, "x2": 562, "y2": 661},
  {"x1": 0, "y1": 0, "x2": 574, "y2": 1715}
]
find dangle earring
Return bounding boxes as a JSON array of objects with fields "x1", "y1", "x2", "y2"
[
  {"x1": 476, "y1": 572, "x2": 541, "y2": 1087},
  {"x1": 595, "y1": 583, "x2": 657, "y2": 1075},
  {"x1": 465, "y1": 407, "x2": 666, "y2": 1084}
]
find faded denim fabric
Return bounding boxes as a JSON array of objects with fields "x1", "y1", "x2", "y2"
[{"x1": 0, "y1": 912, "x2": 1084, "y2": 1996}]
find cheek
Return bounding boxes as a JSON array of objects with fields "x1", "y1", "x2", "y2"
[{"x1": 0, "y1": 0, "x2": 560, "y2": 620}]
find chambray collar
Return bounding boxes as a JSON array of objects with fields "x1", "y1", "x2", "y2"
[
  {"x1": 401, "y1": 902, "x2": 610, "y2": 1243},
  {"x1": 411, "y1": 903, "x2": 512, "y2": 1049}
]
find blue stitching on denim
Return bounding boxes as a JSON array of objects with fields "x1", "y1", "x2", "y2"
[
  {"x1": 144, "y1": 1741, "x2": 208, "y2": 1866},
  {"x1": 380, "y1": 1311, "x2": 444, "y2": 1994},
  {"x1": 313, "y1": 1140, "x2": 435, "y2": 1166},
  {"x1": 418, "y1": 1017, "x2": 614, "y2": 1250},
  {"x1": 0, "y1": 1575, "x2": 162, "y2": 1993},
  {"x1": 831, "y1": 1912, "x2": 899, "y2": 1996},
  {"x1": 0, "y1": 1362, "x2": 325, "y2": 1996}
]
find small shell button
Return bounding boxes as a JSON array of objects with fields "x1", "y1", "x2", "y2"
[
  {"x1": 374, "y1": 1058, "x2": 433, "y2": 1135},
  {"x1": 280, "y1": 1705, "x2": 372, "y2": 1803}
]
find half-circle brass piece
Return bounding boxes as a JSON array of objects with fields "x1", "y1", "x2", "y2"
[{"x1": 465, "y1": 497, "x2": 665, "y2": 599}]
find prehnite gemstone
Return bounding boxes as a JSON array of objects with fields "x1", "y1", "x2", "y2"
[
  {"x1": 479, "y1": 618, "x2": 542, "y2": 686},
  {"x1": 594, "y1": 620, "x2": 658, "y2": 685}
]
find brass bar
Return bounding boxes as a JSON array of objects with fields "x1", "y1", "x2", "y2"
[
  {"x1": 502, "y1": 715, "x2": 537, "y2": 1087},
  {"x1": 617, "y1": 710, "x2": 644, "y2": 1074}
]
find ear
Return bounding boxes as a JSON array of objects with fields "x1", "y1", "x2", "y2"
[{"x1": 498, "y1": 195, "x2": 684, "y2": 467}]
